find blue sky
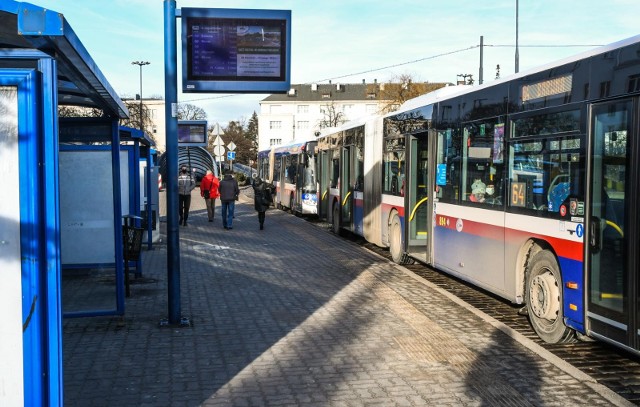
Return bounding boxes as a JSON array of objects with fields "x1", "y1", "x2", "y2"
[{"x1": 22, "y1": 0, "x2": 640, "y2": 126}]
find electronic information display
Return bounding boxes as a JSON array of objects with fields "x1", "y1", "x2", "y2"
[
  {"x1": 178, "y1": 120, "x2": 208, "y2": 147},
  {"x1": 181, "y1": 8, "x2": 291, "y2": 93}
]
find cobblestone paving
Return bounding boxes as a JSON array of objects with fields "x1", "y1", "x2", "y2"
[{"x1": 61, "y1": 190, "x2": 632, "y2": 406}]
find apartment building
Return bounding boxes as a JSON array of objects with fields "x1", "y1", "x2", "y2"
[{"x1": 257, "y1": 81, "x2": 389, "y2": 152}]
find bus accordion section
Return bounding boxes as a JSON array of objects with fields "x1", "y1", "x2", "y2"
[{"x1": 257, "y1": 139, "x2": 318, "y2": 216}]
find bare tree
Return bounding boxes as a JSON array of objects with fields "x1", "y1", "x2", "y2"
[
  {"x1": 318, "y1": 101, "x2": 347, "y2": 129},
  {"x1": 177, "y1": 103, "x2": 207, "y2": 120},
  {"x1": 379, "y1": 74, "x2": 449, "y2": 114},
  {"x1": 58, "y1": 105, "x2": 103, "y2": 118}
]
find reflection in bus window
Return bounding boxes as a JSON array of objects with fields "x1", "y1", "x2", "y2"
[
  {"x1": 461, "y1": 119, "x2": 505, "y2": 207},
  {"x1": 383, "y1": 138, "x2": 405, "y2": 196},
  {"x1": 435, "y1": 128, "x2": 461, "y2": 202},
  {"x1": 508, "y1": 137, "x2": 584, "y2": 213},
  {"x1": 273, "y1": 160, "x2": 281, "y2": 182},
  {"x1": 330, "y1": 155, "x2": 339, "y2": 188}
]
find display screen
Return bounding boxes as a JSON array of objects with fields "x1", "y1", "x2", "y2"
[
  {"x1": 178, "y1": 121, "x2": 207, "y2": 146},
  {"x1": 182, "y1": 8, "x2": 291, "y2": 93}
]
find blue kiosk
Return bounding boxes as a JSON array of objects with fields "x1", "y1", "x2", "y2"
[{"x1": 0, "y1": 2, "x2": 137, "y2": 405}]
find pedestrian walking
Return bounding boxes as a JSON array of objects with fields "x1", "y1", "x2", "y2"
[
  {"x1": 218, "y1": 170, "x2": 239, "y2": 230},
  {"x1": 252, "y1": 176, "x2": 274, "y2": 230},
  {"x1": 178, "y1": 165, "x2": 196, "y2": 226},
  {"x1": 200, "y1": 170, "x2": 220, "y2": 222}
]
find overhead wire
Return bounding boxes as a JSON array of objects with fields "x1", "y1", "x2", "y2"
[{"x1": 180, "y1": 43, "x2": 601, "y2": 104}]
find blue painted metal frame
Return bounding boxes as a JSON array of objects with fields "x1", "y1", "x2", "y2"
[
  {"x1": 0, "y1": 56, "x2": 63, "y2": 406},
  {"x1": 12, "y1": 68, "x2": 46, "y2": 407}
]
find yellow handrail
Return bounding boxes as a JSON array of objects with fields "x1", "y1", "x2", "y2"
[
  {"x1": 322, "y1": 190, "x2": 327, "y2": 201},
  {"x1": 342, "y1": 191, "x2": 352, "y2": 206},
  {"x1": 409, "y1": 197, "x2": 429, "y2": 221},
  {"x1": 605, "y1": 220, "x2": 624, "y2": 238}
]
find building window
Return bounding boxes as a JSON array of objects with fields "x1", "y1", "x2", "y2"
[
  {"x1": 270, "y1": 121, "x2": 282, "y2": 130},
  {"x1": 269, "y1": 138, "x2": 282, "y2": 146},
  {"x1": 297, "y1": 105, "x2": 309, "y2": 114},
  {"x1": 343, "y1": 104, "x2": 354, "y2": 113},
  {"x1": 297, "y1": 121, "x2": 309, "y2": 129},
  {"x1": 366, "y1": 104, "x2": 377, "y2": 114}
]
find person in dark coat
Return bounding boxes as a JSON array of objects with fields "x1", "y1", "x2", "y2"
[
  {"x1": 177, "y1": 165, "x2": 195, "y2": 226},
  {"x1": 252, "y1": 176, "x2": 274, "y2": 230},
  {"x1": 218, "y1": 171, "x2": 239, "y2": 230}
]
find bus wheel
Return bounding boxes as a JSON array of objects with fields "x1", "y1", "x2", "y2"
[
  {"x1": 332, "y1": 203, "x2": 341, "y2": 235},
  {"x1": 525, "y1": 249, "x2": 575, "y2": 343},
  {"x1": 389, "y1": 214, "x2": 410, "y2": 264}
]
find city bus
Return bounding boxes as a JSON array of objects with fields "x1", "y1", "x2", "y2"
[
  {"x1": 257, "y1": 139, "x2": 318, "y2": 215},
  {"x1": 316, "y1": 34, "x2": 640, "y2": 353}
]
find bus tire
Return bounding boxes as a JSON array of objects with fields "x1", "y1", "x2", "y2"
[
  {"x1": 332, "y1": 203, "x2": 342, "y2": 235},
  {"x1": 525, "y1": 249, "x2": 575, "y2": 343},
  {"x1": 389, "y1": 214, "x2": 410, "y2": 265}
]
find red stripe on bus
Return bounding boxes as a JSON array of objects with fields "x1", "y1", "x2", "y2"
[
  {"x1": 381, "y1": 202, "x2": 405, "y2": 217},
  {"x1": 435, "y1": 215, "x2": 583, "y2": 262}
]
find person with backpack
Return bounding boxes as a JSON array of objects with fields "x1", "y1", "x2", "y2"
[{"x1": 177, "y1": 165, "x2": 196, "y2": 226}]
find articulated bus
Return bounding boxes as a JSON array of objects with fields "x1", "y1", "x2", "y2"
[
  {"x1": 257, "y1": 139, "x2": 318, "y2": 215},
  {"x1": 316, "y1": 34, "x2": 640, "y2": 353}
]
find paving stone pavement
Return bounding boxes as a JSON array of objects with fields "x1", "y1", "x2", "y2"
[{"x1": 61, "y1": 189, "x2": 633, "y2": 406}]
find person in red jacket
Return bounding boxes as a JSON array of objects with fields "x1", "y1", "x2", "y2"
[{"x1": 200, "y1": 170, "x2": 220, "y2": 222}]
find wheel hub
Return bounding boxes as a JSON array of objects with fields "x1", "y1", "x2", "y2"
[{"x1": 529, "y1": 271, "x2": 560, "y2": 321}]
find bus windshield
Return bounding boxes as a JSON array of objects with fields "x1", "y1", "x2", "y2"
[{"x1": 301, "y1": 158, "x2": 316, "y2": 190}]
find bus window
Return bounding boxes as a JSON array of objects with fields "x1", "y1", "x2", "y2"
[
  {"x1": 461, "y1": 120, "x2": 505, "y2": 206},
  {"x1": 273, "y1": 160, "x2": 281, "y2": 182},
  {"x1": 383, "y1": 137, "x2": 405, "y2": 196},
  {"x1": 508, "y1": 137, "x2": 583, "y2": 214},
  {"x1": 435, "y1": 128, "x2": 461, "y2": 202},
  {"x1": 330, "y1": 150, "x2": 339, "y2": 188}
]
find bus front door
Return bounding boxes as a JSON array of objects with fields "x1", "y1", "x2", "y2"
[
  {"x1": 405, "y1": 132, "x2": 433, "y2": 263},
  {"x1": 587, "y1": 99, "x2": 638, "y2": 351}
]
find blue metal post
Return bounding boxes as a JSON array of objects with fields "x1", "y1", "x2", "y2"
[
  {"x1": 146, "y1": 147, "x2": 153, "y2": 250},
  {"x1": 112, "y1": 121, "x2": 125, "y2": 315},
  {"x1": 164, "y1": 0, "x2": 181, "y2": 324}
]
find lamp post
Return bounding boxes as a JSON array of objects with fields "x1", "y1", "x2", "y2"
[
  {"x1": 131, "y1": 60, "x2": 150, "y2": 132},
  {"x1": 515, "y1": 0, "x2": 519, "y2": 73}
]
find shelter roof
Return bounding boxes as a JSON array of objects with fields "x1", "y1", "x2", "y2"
[{"x1": 0, "y1": 1, "x2": 129, "y2": 119}]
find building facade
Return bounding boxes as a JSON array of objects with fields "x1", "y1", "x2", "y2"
[{"x1": 258, "y1": 82, "x2": 389, "y2": 152}]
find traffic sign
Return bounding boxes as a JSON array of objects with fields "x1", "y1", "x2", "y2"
[
  {"x1": 227, "y1": 151, "x2": 236, "y2": 160},
  {"x1": 213, "y1": 145, "x2": 225, "y2": 157},
  {"x1": 227, "y1": 141, "x2": 236, "y2": 151}
]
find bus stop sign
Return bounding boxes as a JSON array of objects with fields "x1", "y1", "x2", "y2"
[{"x1": 227, "y1": 151, "x2": 236, "y2": 160}]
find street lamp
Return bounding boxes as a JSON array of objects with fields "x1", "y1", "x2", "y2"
[
  {"x1": 131, "y1": 60, "x2": 150, "y2": 132},
  {"x1": 515, "y1": 0, "x2": 519, "y2": 73}
]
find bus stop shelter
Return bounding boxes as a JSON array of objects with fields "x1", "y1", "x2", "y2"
[{"x1": 0, "y1": 2, "x2": 129, "y2": 405}]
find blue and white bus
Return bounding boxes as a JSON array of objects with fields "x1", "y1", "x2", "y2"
[
  {"x1": 257, "y1": 139, "x2": 318, "y2": 215},
  {"x1": 315, "y1": 34, "x2": 640, "y2": 353}
]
